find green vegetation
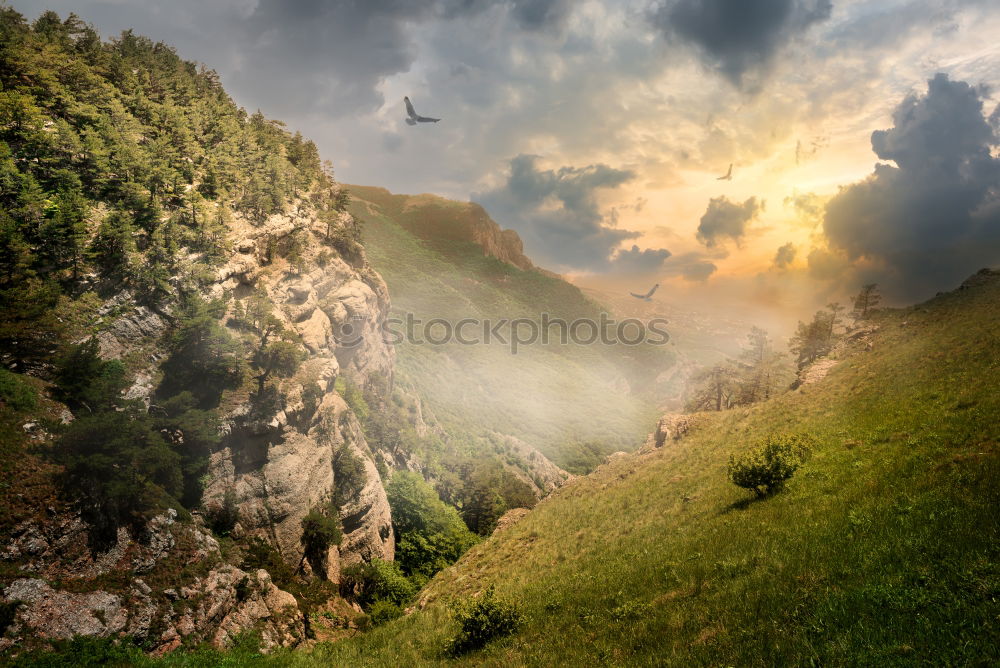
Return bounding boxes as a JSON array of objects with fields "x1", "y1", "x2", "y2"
[
  {"x1": 348, "y1": 185, "x2": 671, "y2": 472},
  {"x1": 386, "y1": 471, "x2": 479, "y2": 578},
  {"x1": 728, "y1": 434, "x2": 813, "y2": 498},
  {"x1": 300, "y1": 505, "x2": 343, "y2": 575},
  {"x1": 0, "y1": 9, "x2": 347, "y2": 370},
  {"x1": 445, "y1": 586, "x2": 522, "y2": 657},
  {"x1": 340, "y1": 559, "x2": 417, "y2": 610},
  {"x1": 293, "y1": 272, "x2": 1000, "y2": 666},
  {"x1": 365, "y1": 600, "x2": 405, "y2": 627},
  {"x1": 0, "y1": 367, "x2": 37, "y2": 411},
  {"x1": 0, "y1": 6, "x2": 357, "y2": 552}
]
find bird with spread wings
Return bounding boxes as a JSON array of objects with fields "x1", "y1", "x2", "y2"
[
  {"x1": 404, "y1": 96, "x2": 440, "y2": 125},
  {"x1": 630, "y1": 283, "x2": 659, "y2": 301},
  {"x1": 717, "y1": 163, "x2": 733, "y2": 181}
]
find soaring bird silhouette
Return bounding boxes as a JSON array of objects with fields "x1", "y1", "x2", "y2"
[
  {"x1": 404, "y1": 96, "x2": 440, "y2": 125},
  {"x1": 717, "y1": 163, "x2": 733, "y2": 181},
  {"x1": 630, "y1": 283, "x2": 659, "y2": 301}
]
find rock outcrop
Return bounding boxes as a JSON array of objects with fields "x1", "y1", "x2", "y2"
[
  {"x1": 0, "y1": 510, "x2": 303, "y2": 655},
  {"x1": 2, "y1": 203, "x2": 396, "y2": 654},
  {"x1": 488, "y1": 432, "x2": 571, "y2": 496},
  {"x1": 644, "y1": 413, "x2": 694, "y2": 451},
  {"x1": 349, "y1": 186, "x2": 536, "y2": 271},
  {"x1": 200, "y1": 208, "x2": 395, "y2": 575}
]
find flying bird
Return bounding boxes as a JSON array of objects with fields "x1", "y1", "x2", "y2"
[
  {"x1": 630, "y1": 283, "x2": 659, "y2": 301},
  {"x1": 717, "y1": 163, "x2": 733, "y2": 181},
  {"x1": 404, "y1": 96, "x2": 440, "y2": 125}
]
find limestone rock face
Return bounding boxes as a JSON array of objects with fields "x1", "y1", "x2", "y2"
[
  {"x1": 202, "y1": 208, "x2": 395, "y2": 576},
  {"x1": 20, "y1": 203, "x2": 396, "y2": 654},
  {"x1": 0, "y1": 510, "x2": 301, "y2": 655},
  {"x1": 643, "y1": 413, "x2": 694, "y2": 451}
]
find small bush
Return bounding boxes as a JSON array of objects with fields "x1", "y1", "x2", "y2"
[
  {"x1": 366, "y1": 600, "x2": 404, "y2": 626},
  {"x1": 340, "y1": 559, "x2": 415, "y2": 608},
  {"x1": 333, "y1": 445, "x2": 368, "y2": 507},
  {"x1": 0, "y1": 369, "x2": 36, "y2": 411},
  {"x1": 206, "y1": 488, "x2": 240, "y2": 537},
  {"x1": 446, "y1": 586, "x2": 522, "y2": 657},
  {"x1": 301, "y1": 507, "x2": 343, "y2": 574},
  {"x1": 728, "y1": 434, "x2": 814, "y2": 498}
]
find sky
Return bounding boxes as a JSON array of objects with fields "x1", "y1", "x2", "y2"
[{"x1": 11, "y1": 0, "x2": 1000, "y2": 312}]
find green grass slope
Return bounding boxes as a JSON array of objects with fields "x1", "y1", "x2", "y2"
[
  {"x1": 347, "y1": 185, "x2": 672, "y2": 472},
  {"x1": 299, "y1": 270, "x2": 1000, "y2": 666}
]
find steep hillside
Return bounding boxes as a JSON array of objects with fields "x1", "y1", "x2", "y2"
[
  {"x1": 348, "y1": 185, "x2": 674, "y2": 473},
  {"x1": 0, "y1": 10, "x2": 395, "y2": 654},
  {"x1": 305, "y1": 269, "x2": 1000, "y2": 666}
]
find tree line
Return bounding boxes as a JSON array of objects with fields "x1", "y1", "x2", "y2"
[{"x1": 685, "y1": 284, "x2": 882, "y2": 412}]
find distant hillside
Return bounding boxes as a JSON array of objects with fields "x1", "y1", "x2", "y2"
[
  {"x1": 347, "y1": 185, "x2": 675, "y2": 473},
  {"x1": 309, "y1": 269, "x2": 1000, "y2": 666}
]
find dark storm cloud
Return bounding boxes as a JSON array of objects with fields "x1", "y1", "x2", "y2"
[
  {"x1": 241, "y1": 0, "x2": 464, "y2": 115},
  {"x1": 608, "y1": 245, "x2": 672, "y2": 275},
  {"x1": 510, "y1": 0, "x2": 573, "y2": 31},
  {"x1": 236, "y1": 0, "x2": 575, "y2": 116},
  {"x1": 823, "y1": 74, "x2": 1000, "y2": 300},
  {"x1": 650, "y1": 0, "x2": 832, "y2": 87},
  {"x1": 696, "y1": 196, "x2": 763, "y2": 247},
  {"x1": 473, "y1": 154, "x2": 640, "y2": 272},
  {"x1": 773, "y1": 242, "x2": 796, "y2": 269}
]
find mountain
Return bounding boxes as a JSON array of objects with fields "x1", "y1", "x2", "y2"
[
  {"x1": 347, "y1": 185, "x2": 675, "y2": 474},
  {"x1": 308, "y1": 269, "x2": 1000, "y2": 666},
  {"x1": 0, "y1": 11, "x2": 673, "y2": 659},
  {"x1": 0, "y1": 10, "x2": 399, "y2": 654}
]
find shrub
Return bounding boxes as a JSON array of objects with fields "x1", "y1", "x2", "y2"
[
  {"x1": 728, "y1": 434, "x2": 814, "y2": 498},
  {"x1": 300, "y1": 507, "x2": 343, "y2": 575},
  {"x1": 0, "y1": 369, "x2": 36, "y2": 411},
  {"x1": 446, "y1": 586, "x2": 522, "y2": 656},
  {"x1": 333, "y1": 445, "x2": 368, "y2": 507},
  {"x1": 241, "y1": 537, "x2": 296, "y2": 590},
  {"x1": 366, "y1": 600, "x2": 404, "y2": 626},
  {"x1": 340, "y1": 559, "x2": 415, "y2": 608}
]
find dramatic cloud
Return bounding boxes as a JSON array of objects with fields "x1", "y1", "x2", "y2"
[
  {"x1": 773, "y1": 242, "x2": 797, "y2": 269},
  {"x1": 473, "y1": 155, "x2": 639, "y2": 272},
  {"x1": 607, "y1": 245, "x2": 672, "y2": 275},
  {"x1": 240, "y1": 0, "x2": 488, "y2": 116},
  {"x1": 823, "y1": 74, "x2": 1000, "y2": 299},
  {"x1": 651, "y1": 0, "x2": 832, "y2": 87},
  {"x1": 663, "y1": 251, "x2": 719, "y2": 282},
  {"x1": 509, "y1": 0, "x2": 573, "y2": 31},
  {"x1": 696, "y1": 196, "x2": 763, "y2": 248}
]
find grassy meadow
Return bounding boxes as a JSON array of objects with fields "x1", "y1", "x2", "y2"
[{"x1": 285, "y1": 272, "x2": 1000, "y2": 666}]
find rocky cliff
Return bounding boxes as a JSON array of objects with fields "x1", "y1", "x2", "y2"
[
  {"x1": 2, "y1": 203, "x2": 396, "y2": 653},
  {"x1": 348, "y1": 186, "x2": 536, "y2": 271},
  {"x1": 198, "y1": 208, "x2": 395, "y2": 574}
]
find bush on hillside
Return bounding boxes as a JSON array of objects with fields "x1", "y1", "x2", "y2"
[
  {"x1": 728, "y1": 434, "x2": 814, "y2": 498},
  {"x1": 446, "y1": 586, "x2": 522, "y2": 656},
  {"x1": 0, "y1": 368, "x2": 36, "y2": 411},
  {"x1": 340, "y1": 559, "x2": 415, "y2": 609},
  {"x1": 300, "y1": 506, "x2": 343, "y2": 576},
  {"x1": 365, "y1": 600, "x2": 404, "y2": 627}
]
